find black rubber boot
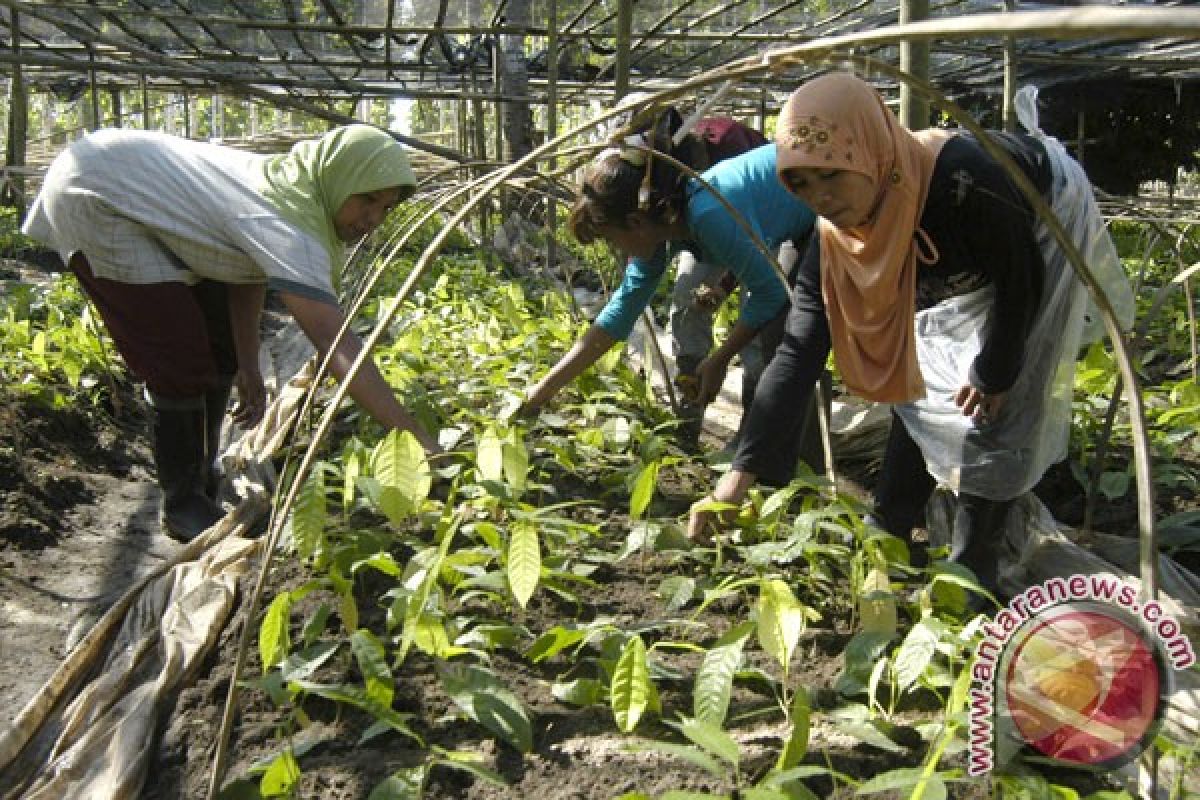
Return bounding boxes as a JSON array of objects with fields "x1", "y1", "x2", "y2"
[
  {"x1": 204, "y1": 380, "x2": 233, "y2": 500},
  {"x1": 151, "y1": 397, "x2": 225, "y2": 543},
  {"x1": 950, "y1": 493, "x2": 1010, "y2": 603}
]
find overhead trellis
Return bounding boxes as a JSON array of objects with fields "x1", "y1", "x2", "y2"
[{"x1": 1, "y1": 0, "x2": 1198, "y2": 115}]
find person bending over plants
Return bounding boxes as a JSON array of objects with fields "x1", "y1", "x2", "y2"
[
  {"x1": 689, "y1": 72, "x2": 1131, "y2": 600},
  {"x1": 23, "y1": 124, "x2": 440, "y2": 543},
  {"x1": 522, "y1": 107, "x2": 824, "y2": 463}
]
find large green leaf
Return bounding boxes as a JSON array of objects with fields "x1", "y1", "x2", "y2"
[
  {"x1": 757, "y1": 579, "x2": 806, "y2": 674},
  {"x1": 370, "y1": 429, "x2": 431, "y2": 522},
  {"x1": 893, "y1": 618, "x2": 941, "y2": 691},
  {"x1": 351, "y1": 629, "x2": 394, "y2": 709},
  {"x1": 678, "y1": 716, "x2": 740, "y2": 769},
  {"x1": 290, "y1": 467, "x2": 327, "y2": 562},
  {"x1": 777, "y1": 685, "x2": 811, "y2": 770},
  {"x1": 612, "y1": 634, "x2": 656, "y2": 733},
  {"x1": 693, "y1": 621, "x2": 752, "y2": 726},
  {"x1": 440, "y1": 664, "x2": 534, "y2": 753},
  {"x1": 476, "y1": 426, "x2": 505, "y2": 483},
  {"x1": 259, "y1": 591, "x2": 293, "y2": 673},
  {"x1": 507, "y1": 520, "x2": 541, "y2": 609},
  {"x1": 629, "y1": 460, "x2": 660, "y2": 519}
]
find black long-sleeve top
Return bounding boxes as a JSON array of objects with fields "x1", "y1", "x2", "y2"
[{"x1": 735, "y1": 132, "x2": 1054, "y2": 487}]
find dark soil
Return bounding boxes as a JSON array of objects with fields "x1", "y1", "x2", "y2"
[{"x1": 0, "y1": 284, "x2": 1195, "y2": 799}]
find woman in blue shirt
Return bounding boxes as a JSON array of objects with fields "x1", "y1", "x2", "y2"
[{"x1": 522, "y1": 118, "x2": 818, "y2": 452}]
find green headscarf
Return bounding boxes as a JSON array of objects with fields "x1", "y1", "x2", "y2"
[{"x1": 258, "y1": 124, "x2": 417, "y2": 264}]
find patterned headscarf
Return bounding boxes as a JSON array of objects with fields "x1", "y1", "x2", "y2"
[
  {"x1": 776, "y1": 73, "x2": 952, "y2": 403},
  {"x1": 258, "y1": 124, "x2": 416, "y2": 264}
]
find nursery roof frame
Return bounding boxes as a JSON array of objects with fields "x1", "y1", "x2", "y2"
[{"x1": 1, "y1": 0, "x2": 1199, "y2": 124}]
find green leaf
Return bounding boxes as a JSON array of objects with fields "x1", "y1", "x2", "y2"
[
  {"x1": 259, "y1": 750, "x2": 300, "y2": 797},
  {"x1": 678, "y1": 716, "x2": 740, "y2": 768},
  {"x1": 527, "y1": 625, "x2": 588, "y2": 663},
  {"x1": 757, "y1": 579, "x2": 806, "y2": 674},
  {"x1": 370, "y1": 429, "x2": 431, "y2": 522},
  {"x1": 658, "y1": 575, "x2": 697, "y2": 611},
  {"x1": 630, "y1": 460, "x2": 660, "y2": 519},
  {"x1": 351, "y1": 629, "x2": 394, "y2": 709},
  {"x1": 259, "y1": 592, "x2": 293, "y2": 673},
  {"x1": 858, "y1": 568, "x2": 896, "y2": 636},
  {"x1": 430, "y1": 749, "x2": 508, "y2": 788},
  {"x1": 476, "y1": 426, "x2": 505, "y2": 483},
  {"x1": 280, "y1": 641, "x2": 340, "y2": 683},
  {"x1": 290, "y1": 467, "x2": 327, "y2": 562},
  {"x1": 855, "y1": 767, "x2": 926, "y2": 794},
  {"x1": 507, "y1": 520, "x2": 541, "y2": 609},
  {"x1": 502, "y1": 434, "x2": 529, "y2": 492},
  {"x1": 623, "y1": 740, "x2": 724, "y2": 778},
  {"x1": 612, "y1": 634, "x2": 655, "y2": 733},
  {"x1": 551, "y1": 677, "x2": 607, "y2": 707},
  {"x1": 397, "y1": 512, "x2": 462, "y2": 665},
  {"x1": 440, "y1": 664, "x2": 534, "y2": 753},
  {"x1": 777, "y1": 685, "x2": 811, "y2": 770},
  {"x1": 893, "y1": 619, "x2": 940, "y2": 691},
  {"x1": 693, "y1": 621, "x2": 752, "y2": 726},
  {"x1": 367, "y1": 764, "x2": 427, "y2": 800}
]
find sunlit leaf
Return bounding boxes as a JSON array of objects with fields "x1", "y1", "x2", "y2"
[
  {"x1": 678, "y1": 716, "x2": 740, "y2": 768},
  {"x1": 259, "y1": 592, "x2": 293, "y2": 673},
  {"x1": 259, "y1": 749, "x2": 300, "y2": 797},
  {"x1": 693, "y1": 621, "x2": 752, "y2": 726},
  {"x1": 507, "y1": 520, "x2": 541, "y2": 609},
  {"x1": 366, "y1": 764, "x2": 427, "y2": 800},
  {"x1": 290, "y1": 467, "x2": 327, "y2": 563},
  {"x1": 612, "y1": 634, "x2": 655, "y2": 733},
  {"x1": 630, "y1": 460, "x2": 659, "y2": 519},
  {"x1": 351, "y1": 629, "x2": 394, "y2": 709},
  {"x1": 757, "y1": 579, "x2": 806, "y2": 674},
  {"x1": 777, "y1": 685, "x2": 811, "y2": 770}
]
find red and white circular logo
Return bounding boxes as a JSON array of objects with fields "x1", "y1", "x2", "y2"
[{"x1": 1003, "y1": 604, "x2": 1164, "y2": 767}]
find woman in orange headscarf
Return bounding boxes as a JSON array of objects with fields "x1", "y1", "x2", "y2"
[{"x1": 688, "y1": 72, "x2": 1129, "y2": 601}]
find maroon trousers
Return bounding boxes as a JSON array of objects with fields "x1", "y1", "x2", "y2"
[{"x1": 69, "y1": 253, "x2": 238, "y2": 400}]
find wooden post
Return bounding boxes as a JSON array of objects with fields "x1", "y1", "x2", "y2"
[
  {"x1": 545, "y1": 0, "x2": 558, "y2": 277},
  {"x1": 87, "y1": 59, "x2": 101, "y2": 132},
  {"x1": 109, "y1": 87, "x2": 122, "y2": 128},
  {"x1": 5, "y1": 10, "x2": 28, "y2": 213},
  {"x1": 142, "y1": 75, "x2": 151, "y2": 129},
  {"x1": 614, "y1": 0, "x2": 632, "y2": 101},
  {"x1": 1002, "y1": 0, "x2": 1018, "y2": 132},
  {"x1": 899, "y1": 0, "x2": 930, "y2": 130}
]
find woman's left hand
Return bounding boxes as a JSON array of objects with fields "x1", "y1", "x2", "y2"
[
  {"x1": 232, "y1": 367, "x2": 268, "y2": 428},
  {"x1": 954, "y1": 384, "x2": 1007, "y2": 426}
]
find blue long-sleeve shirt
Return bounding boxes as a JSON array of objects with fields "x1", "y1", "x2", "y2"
[{"x1": 594, "y1": 143, "x2": 816, "y2": 340}]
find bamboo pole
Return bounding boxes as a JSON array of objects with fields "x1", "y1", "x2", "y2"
[
  {"x1": 614, "y1": 0, "x2": 631, "y2": 100},
  {"x1": 899, "y1": 0, "x2": 930, "y2": 129},
  {"x1": 1002, "y1": 0, "x2": 1018, "y2": 132},
  {"x1": 5, "y1": 9, "x2": 27, "y2": 213}
]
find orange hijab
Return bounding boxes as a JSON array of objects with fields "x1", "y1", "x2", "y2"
[{"x1": 776, "y1": 73, "x2": 953, "y2": 403}]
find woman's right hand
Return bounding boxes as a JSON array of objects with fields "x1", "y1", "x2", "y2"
[
  {"x1": 231, "y1": 367, "x2": 267, "y2": 428},
  {"x1": 686, "y1": 468, "x2": 756, "y2": 543}
]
